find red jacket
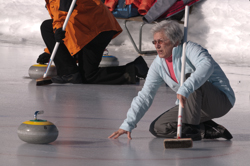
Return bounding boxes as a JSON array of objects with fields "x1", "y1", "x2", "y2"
[{"x1": 105, "y1": 0, "x2": 156, "y2": 15}]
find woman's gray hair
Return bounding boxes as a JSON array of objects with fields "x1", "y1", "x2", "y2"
[{"x1": 151, "y1": 20, "x2": 183, "y2": 45}]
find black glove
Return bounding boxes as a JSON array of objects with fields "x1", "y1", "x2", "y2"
[
  {"x1": 37, "y1": 52, "x2": 51, "y2": 64},
  {"x1": 54, "y1": 28, "x2": 66, "y2": 43}
]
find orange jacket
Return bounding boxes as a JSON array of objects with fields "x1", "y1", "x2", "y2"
[{"x1": 44, "y1": 0, "x2": 122, "y2": 56}]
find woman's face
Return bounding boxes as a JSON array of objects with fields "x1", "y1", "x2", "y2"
[{"x1": 153, "y1": 31, "x2": 176, "y2": 59}]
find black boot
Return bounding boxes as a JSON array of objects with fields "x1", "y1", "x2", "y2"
[
  {"x1": 51, "y1": 72, "x2": 83, "y2": 84},
  {"x1": 203, "y1": 120, "x2": 233, "y2": 140},
  {"x1": 182, "y1": 124, "x2": 202, "y2": 141},
  {"x1": 133, "y1": 56, "x2": 149, "y2": 79}
]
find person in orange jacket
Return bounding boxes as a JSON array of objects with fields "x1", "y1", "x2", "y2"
[{"x1": 37, "y1": 0, "x2": 148, "y2": 84}]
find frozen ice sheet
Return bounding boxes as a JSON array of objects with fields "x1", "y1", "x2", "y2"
[{"x1": 0, "y1": 43, "x2": 250, "y2": 165}]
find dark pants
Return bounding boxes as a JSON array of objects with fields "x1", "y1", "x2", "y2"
[
  {"x1": 149, "y1": 80, "x2": 233, "y2": 138},
  {"x1": 40, "y1": 19, "x2": 136, "y2": 84}
]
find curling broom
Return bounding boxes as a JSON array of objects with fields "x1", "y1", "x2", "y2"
[
  {"x1": 36, "y1": 0, "x2": 77, "y2": 86},
  {"x1": 164, "y1": 5, "x2": 193, "y2": 149}
]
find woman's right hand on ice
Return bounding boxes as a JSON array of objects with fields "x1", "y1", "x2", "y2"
[{"x1": 108, "y1": 129, "x2": 132, "y2": 140}]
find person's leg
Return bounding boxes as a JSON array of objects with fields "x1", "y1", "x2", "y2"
[
  {"x1": 78, "y1": 49, "x2": 136, "y2": 84},
  {"x1": 78, "y1": 31, "x2": 148, "y2": 84},
  {"x1": 182, "y1": 81, "x2": 232, "y2": 125},
  {"x1": 149, "y1": 105, "x2": 201, "y2": 140},
  {"x1": 149, "y1": 80, "x2": 233, "y2": 140},
  {"x1": 149, "y1": 106, "x2": 178, "y2": 138},
  {"x1": 181, "y1": 80, "x2": 233, "y2": 140},
  {"x1": 40, "y1": 19, "x2": 79, "y2": 76}
]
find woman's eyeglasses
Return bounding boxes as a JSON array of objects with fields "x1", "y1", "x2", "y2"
[{"x1": 152, "y1": 39, "x2": 167, "y2": 45}]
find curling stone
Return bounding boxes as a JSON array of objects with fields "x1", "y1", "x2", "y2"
[
  {"x1": 28, "y1": 64, "x2": 57, "y2": 79},
  {"x1": 99, "y1": 49, "x2": 119, "y2": 67},
  {"x1": 17, "y1": 111, "x2": 58, "y2": 144}
]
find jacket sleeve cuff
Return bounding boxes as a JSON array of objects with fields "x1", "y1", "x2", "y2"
[
  {"x1": 119, "y1": 122, "x2": 136, "y2": 133},
  {"x1": 176, "y1": 85, "x2": 191, "y2": 99}
]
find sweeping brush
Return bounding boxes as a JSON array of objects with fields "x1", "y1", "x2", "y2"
[
  {"x1": 36, "y1": 77, "x2": 52, "y2": 86},
  {"x1": 164, "y1": 5, "x2": 193, "y2": 149},
  {"x1": 36, "y1": 0, "x2": 77, "y2": 86}
]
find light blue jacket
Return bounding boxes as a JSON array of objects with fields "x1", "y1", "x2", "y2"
[{"x1": 120, "y1": 41, "x2": 235, "y2": 132}]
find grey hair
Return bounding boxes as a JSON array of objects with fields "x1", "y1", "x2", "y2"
[{"x1": 151, "y1": 20, "x2": 183, "y2": 45}]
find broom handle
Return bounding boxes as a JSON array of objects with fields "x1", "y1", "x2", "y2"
[
  {"x1": 43, "y1": 0, "x2": 77, "y2": 78},
  {"x1": 177, "y1": 5, "x2": 190, "y2": 139}
]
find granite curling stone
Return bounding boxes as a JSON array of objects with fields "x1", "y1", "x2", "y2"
[
  {"x1": 99, "y1": 49, "x2": 119, "y2": 67},
  {"x1": 99, "y1": 55, "x2": 119, "y2": 67},
  {"x1": 17, "y1": 111, "x2": 58, "y2": 144},
  {"x1": 28, "y1": 64, "x2": 57, "y2": 79}
]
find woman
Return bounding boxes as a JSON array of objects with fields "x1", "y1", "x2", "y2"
[{"x1": 109, "y1": 20, "x2": 235, "y2": 140}]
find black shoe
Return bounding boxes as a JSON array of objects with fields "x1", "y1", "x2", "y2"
[
  {"x1": 133, "y1": 56, "x2": 149, "y2": 79},
  {"x1": 51, "y1": 72, "x2": 83, "y2": 84},
  {"x1": 203, "y1": 120, "x2": 233, "y2": 140},
  {"x1": 182, "y1": 124, "x2": 202, "y2": 141}
]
